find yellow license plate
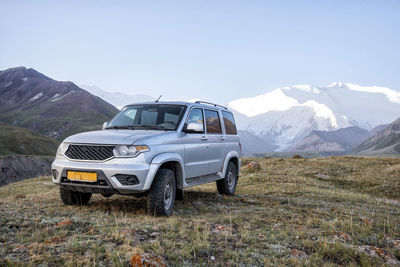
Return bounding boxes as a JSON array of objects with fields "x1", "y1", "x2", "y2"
[{"x1": 67, "y1": 171, "x2": 97, "y2": 182}]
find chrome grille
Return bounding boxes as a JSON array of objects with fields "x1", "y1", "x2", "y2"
[{"x1": 65, "y1": 145, "x2": 115, "y2": 161}]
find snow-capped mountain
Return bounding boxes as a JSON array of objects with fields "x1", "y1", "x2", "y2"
[
  {"x1": 81, "y1": 84, "x2": 154, "y2": 109},
  {"x1": 228, "y1": 82, "x2": 400, "y2": 151}
]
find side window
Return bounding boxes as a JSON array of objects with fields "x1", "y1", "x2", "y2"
[
  {"x1": 222, "y1": 111, "x2": 237, "y2": 135},
  {"x1": 187, "y1": 108, "x2": 204, "y2": 132},
  {"x1": 205, "y1": 110, "x2": 222, "y2": 134}
]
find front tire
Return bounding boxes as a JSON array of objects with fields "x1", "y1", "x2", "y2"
[
  {"x1": 147, "y1": 169, "x2": 176, "y2": 216},
  {"x1": 60, "y1": 187, "x2": 92, "y2": 205},
  {"x1": 217, "y1": 161, "x2": 238, "y2": 195}
]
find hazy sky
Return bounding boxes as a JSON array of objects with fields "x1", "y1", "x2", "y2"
[{"x1": 1, "y1": 0, "x2": 399, "y2": 104}]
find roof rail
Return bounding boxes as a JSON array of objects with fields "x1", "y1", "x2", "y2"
[{"x1": 195, "y1": 101, "x2": 228, "y2": 110}]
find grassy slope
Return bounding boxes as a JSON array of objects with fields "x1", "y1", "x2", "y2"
[
  {"x1": 0, "y1": 97, "x2": 117, "y2": 141},
  {"x1": 1, "y1": 157, "x2": 400, "y2": 266},
  {"x1": 0, "y1": 123, "x2": 59, "y2": 156}
]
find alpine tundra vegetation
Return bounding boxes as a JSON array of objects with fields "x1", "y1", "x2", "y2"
[{"x1": 1, "y1": 157, "x2": 400, "y2": 266}]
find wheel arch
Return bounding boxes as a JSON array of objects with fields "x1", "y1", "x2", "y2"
[
  {"x1": 143, "y1": 153, "x2": 185, "y2": 190},
  {"x1": 221, "y1": 151, "x2": 241, "y2": 178}
]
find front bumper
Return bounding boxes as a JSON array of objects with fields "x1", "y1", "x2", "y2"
[{"x1": 51, "y1": 154, "x2": 154, "y2": 194}]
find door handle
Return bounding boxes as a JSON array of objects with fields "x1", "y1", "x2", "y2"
[
  {"x1": 220, "y1": 136, "x2": 226, "y2": 141},
  {"x1": 201, "y1": 136, "x2": 208, "y2": 141}
]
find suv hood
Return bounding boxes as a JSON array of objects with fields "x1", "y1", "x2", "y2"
[{"x1": 64, "y1": 130, "x2": 165, "y2": 145}]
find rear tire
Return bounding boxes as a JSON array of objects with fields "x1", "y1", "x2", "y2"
[
  {"x1": 147, "y1": 169, "x2": 176, "y2": 216},
  {"x1": 60, "y1": 187, "x2": 92, "y2": 205},
  {"x1": 217, "y1": 161, "x2": 238, "y2": 195}
]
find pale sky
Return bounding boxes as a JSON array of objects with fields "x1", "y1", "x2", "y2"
[{"x1": 1, "y1": 0, "x2": 399, "y2": 104}]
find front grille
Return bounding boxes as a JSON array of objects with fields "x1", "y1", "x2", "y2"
[{"x1": 65, "y1": 145, "x2": 115, "y2": 161}]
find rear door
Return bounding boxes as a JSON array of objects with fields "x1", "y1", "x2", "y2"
[
  {"x1": 182, "y1": 108, "x2": 209, "y2": 178},
  {"x1": 221, "y1": 110, "x2": 239, "y2": 157},
  {"x1": 204, "y1": 109, "x2": 225, "y2": 174}
]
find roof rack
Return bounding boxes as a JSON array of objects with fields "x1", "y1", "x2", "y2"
[{"x1": 195, "y1": 101, "x2": 228, "y2": 110}]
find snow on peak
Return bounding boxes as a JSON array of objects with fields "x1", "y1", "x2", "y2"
[
  {"x1": 228, "y1": 89, "x2": 299, "y2": 117},
  {"x1": 344, "y1": 83, "x2": 400, "y2": 104},
  {"x1": 302, "y1": 100, "x2": 338, "y2": 128},
  {"x1": 288, "y1": 84, "x2": 321, "y2": 94}
]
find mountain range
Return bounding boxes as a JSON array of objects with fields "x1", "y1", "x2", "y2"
[
  {"x1": 0, "y1": 66, "x2": 399, "y2": 158},
  {"x1": 228, "y1": 82, "x2": 400, "y2": 152},
  {"x1": 80, "y1": 84, "x2": 154, "y2": 109}
]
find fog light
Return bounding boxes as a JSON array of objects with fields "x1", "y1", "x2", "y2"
[
  {"x1": 115, "y1": 174, "x2": 139, "y2": 185},
  {"x1": 52, "y1": 169, "x2": 58, "y2": 179}
]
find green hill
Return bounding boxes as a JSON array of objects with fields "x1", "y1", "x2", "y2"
[{"x1": 0, "y1": 123, "x2": 59, "y2": 156}]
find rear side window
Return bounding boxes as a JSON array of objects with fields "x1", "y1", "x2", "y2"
[
  {"x1": 222, "y1": 111, "x2": 237, "y2": 135},
  {"x1": 205, "y1": 110, "x2": 222, "y2": 134}
]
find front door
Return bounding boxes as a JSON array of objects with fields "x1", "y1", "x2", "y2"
[{"x1": 182, "y1": 108, "x2": 209, "y2": 178}]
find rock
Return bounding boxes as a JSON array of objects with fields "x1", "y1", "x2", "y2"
[
  {"x1": 56, "y1": 220, "x2": 72, "y2": 227},
  {"x1": 243, "y1": 161, "x2": 261, "y2": 172},
  {"x1": 130, "y1": 253, "x2": 167, "y2": 267},
  {"x1": 292, "y1": 154, "x2": 303, "y2": 159},
  {"x1": 211, "y1": 256, "x2": 215, "y2": 261},
  {"x1": 150, "y1": 232, "x2": 159, "y2": 238},
  {"x1": 0, "y1": 155, "x2": 53, "y2": 186},
  {"x1": 315, "y1": 173, "x2": 330, "y2": 180},
  {"x1": 290, "y1": 249, "x2": 308, "y2": 259},
  {"x1": 212, "y1": 224, "x2": 232, "y2": 234}
]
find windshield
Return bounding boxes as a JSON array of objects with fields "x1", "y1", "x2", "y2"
[{"x1": 107, "y1": 104, "x2": 187, "y2": 131}]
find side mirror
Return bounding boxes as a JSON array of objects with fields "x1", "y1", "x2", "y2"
[
  {"x1": 102, "y1": 122, "x2": 109, "y2": 130},
  {"x1": 183, "y1": 122, "x2": 204, "y2": 133}
]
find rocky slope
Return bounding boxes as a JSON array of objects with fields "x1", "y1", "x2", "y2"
[
  {"x1": 290, "y1": 127, "x2": 370, "y2": 152},
  {"x1": 0, "y1": 156, "x2": 52, "y2": 186},
  {"x1": 356, "y1": 117, "x2": 400, "y2": 155},
  {"x1": 0, "y1": 67, "x2": 119, "y2": 140}
]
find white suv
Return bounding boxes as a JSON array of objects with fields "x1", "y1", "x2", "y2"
[{"x1": 51, "y1": 101, "x2": 241, "y2": 216}]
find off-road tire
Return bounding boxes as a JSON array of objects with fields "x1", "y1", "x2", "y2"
[
  {"x1": 60, "y1": 187, "x2": 92, "y2": 205},
  {"x1": 147, "y1": 169, "x2": 176, "y2": 216},
  {"x1": 217, "y1": 161, "x2": 238, "y2": 195}
]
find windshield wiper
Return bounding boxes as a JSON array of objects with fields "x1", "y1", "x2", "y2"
[
  {"x1": 133, "y1": 125, "x2": 168, "y2": 131},
  {"x1": 105, "y1": 125, "x2": 135, "y2": 130}
]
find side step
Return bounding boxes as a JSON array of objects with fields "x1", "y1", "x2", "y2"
[{"x1": 184, "y1": 173, "x2": 221, "y2": 187}]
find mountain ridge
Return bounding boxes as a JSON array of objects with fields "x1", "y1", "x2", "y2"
[
  {"x1": 356, "y1": 117, "x2": 400, "y2": 155},
  {"x1": 290, "y1": 126, "x2": 371, "y2": 153},
  {"x1": 0, "y1": 67, "x2": 119, "y2": 140}
]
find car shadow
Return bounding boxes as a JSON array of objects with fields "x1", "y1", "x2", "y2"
[{"x1": 87, "y1": 190, "x2": 225, "y2": 214}]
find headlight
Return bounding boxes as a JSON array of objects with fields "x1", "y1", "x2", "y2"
[
  {"x1": 56, "y1": 142, "x2": 69, "y2": 155},
  {"x1": 113, "y1": 145, "x2": 150, "y2": 157}
]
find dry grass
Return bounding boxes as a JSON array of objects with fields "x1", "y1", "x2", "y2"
[{"x1": 1, "y1": 157, "x2": 400, "y2": 266}]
